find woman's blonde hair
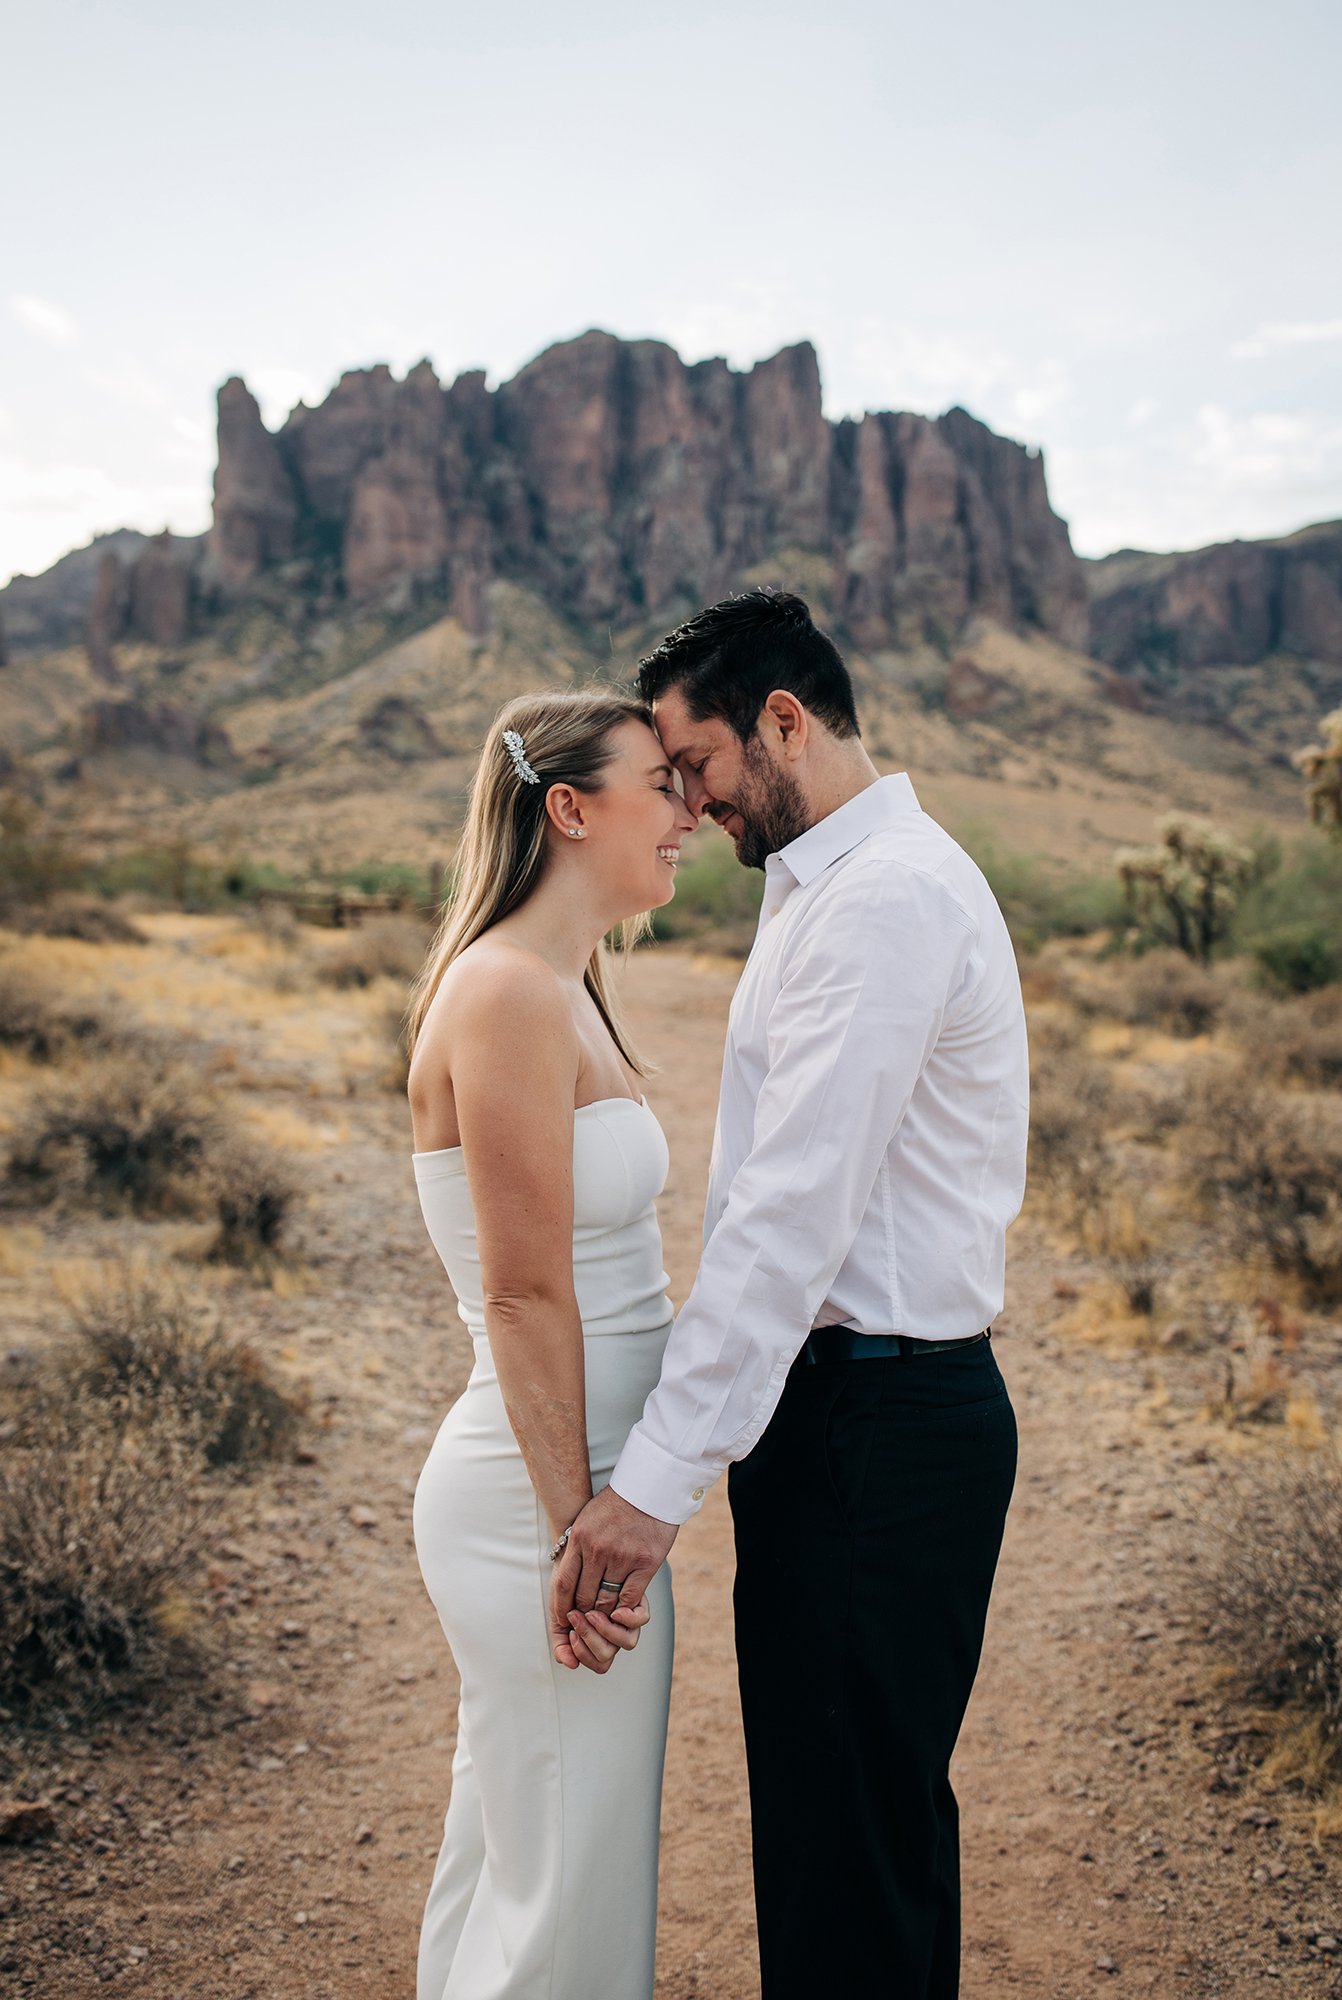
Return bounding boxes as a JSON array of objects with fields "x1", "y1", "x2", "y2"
[{"x1": 404, "y1": 687, "x2": 656, "y2": 1070}]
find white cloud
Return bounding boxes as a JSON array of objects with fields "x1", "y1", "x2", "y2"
[
  {"x1": 82, "y1": 359, "x2": 169, "y2": 412},
  {"x1": 1051, "y1": 402, "x2": 1342, "y2": 557},
  {"x1": 1231, "y1": 318, "x2": 1342, "y2": 361},
  {"x1": 0, "y1": 454, "x2": 209, "y2": 586},
  {"x1": 1127, "y1": 397, "x2": 1158, "y2": 428},
  {"x1": 10, "y1": 293, "x2": 78, "y2": 347},
  {"x1": 839, "y1": 322, "x2": 1074, "y2": 445},
  {"x1": 249, "y1": 366, "x2": 340, "y2": 429}
]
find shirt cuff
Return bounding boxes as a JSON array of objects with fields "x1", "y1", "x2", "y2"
[{"x1": 609, "y1": 1427, "x2": 719, "y2": 1525}]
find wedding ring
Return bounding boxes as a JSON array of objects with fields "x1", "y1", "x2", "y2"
[{"x1": 596, "y1": 1577, "x2": 623, "y2": 1595}]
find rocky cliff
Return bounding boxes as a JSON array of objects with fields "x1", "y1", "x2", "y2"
[
  {"x1": 1088, "y1": 521, "x2": 1342, "y2": 676},
  {"x1": 201, "y1": 330, "x2": 1090, "y2": 650}
]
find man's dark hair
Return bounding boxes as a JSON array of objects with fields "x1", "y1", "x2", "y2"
[{"x1": 635, "y1": 590, "x2": 860, "y2": 743}]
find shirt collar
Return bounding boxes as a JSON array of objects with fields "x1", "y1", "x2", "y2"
[{"x1": 771, "y1": 772, "x2": 921, "y2": 889}]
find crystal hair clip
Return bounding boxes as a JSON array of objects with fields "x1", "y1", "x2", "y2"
[{"x1": 501, "y1": 728, "x2": 540, "y2": 785}]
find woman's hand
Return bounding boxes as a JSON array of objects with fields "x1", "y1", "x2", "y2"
[{"x1": 557, "y1": 1597, "x2": 651, "y2": 1674}]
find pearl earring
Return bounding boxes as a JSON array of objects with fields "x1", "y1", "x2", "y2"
[{"x1": 567, "y1": 827, "x2": 585, "y2": 839}]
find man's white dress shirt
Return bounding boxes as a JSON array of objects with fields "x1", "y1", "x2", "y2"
[{"x1": 609, "y1": 771, "x2": 1030, "y2": 1526}]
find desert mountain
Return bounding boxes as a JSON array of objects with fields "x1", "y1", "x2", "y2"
[{"x1": 1, "y1": 332, "x2": 1339, "y2": 874}]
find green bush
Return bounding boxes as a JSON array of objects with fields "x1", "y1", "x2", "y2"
[
  {"x1": 960, "y1": 834, "x2": 1128, "y2": 952},
  {"x1": 1235, "y1": 830, "x2": 1342, "y2": 967},
  {"x1": 1252, "y1": 923, "x2": 1341, "y2": 994}
]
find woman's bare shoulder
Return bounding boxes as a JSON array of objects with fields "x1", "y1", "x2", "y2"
[{"x1": 417, "y1": 938, "x2": 572, "y2": 1061}]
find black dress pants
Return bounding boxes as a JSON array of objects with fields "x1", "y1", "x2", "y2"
[{"x1": 728, "y1": 1334, "x2": 1018, "y2": 2000}]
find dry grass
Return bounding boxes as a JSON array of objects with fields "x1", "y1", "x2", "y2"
[
  {"x1": 1192, "y1": 1451, "x2": 1342, "y2": 1788},
  {"x1": 204, "y1": 1131, "x2": 301, "y2": 1269},
  {"x1": 60, "y1": 1261, "x2": 304, "y2": 1466},
  {"x1": 0, "y1": 1391, "x2": 218, "y2": 1717},
  {"x1": 1182, "y1": 1061, "x2": 1342, "y2": 1303},
  {"x1": 1226, "y1": 987, "x2": 1342, "y2": 1090},
  {"x1": 4, "y1": 1047, "x2": 222, "y2": 1216},
  {"x1": 1026, "y1": 1027, "x2": 1113, "y2": 1227},
  {"x1": 316, "y1": 915, "x2": 425, "y2": 992},
  {"x1": 0, "y1": 957, "x2": 108, "y2": 1063},
  {"x1": 3, "y1": 1046, "x2": 303, "y2": 1264}
]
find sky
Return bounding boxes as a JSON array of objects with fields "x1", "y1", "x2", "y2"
[{"x1": 2, "y1": 0, "x2": 1339, "y2": 586}]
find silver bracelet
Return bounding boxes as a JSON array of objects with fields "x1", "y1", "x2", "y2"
[{"x1": 548, "y1": 1525, "x2": 573, "y2": 1564}]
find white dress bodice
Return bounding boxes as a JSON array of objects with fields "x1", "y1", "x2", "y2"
[{"x1": 412, "y1": 1094, "x2": 674, "y2": 1340}]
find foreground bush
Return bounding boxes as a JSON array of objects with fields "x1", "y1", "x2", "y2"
[
  {"x1": 1183, "y1": 1063, "x2": 1342, "y2": 1301},
  {"x1": 5, "y1": 1048, "x2": 221, "y2": 1215},
  {"x1": 0, "y1": 1395, "x2": 215, "y2": 1715},
  {"x1": 1194, "y1": 1454, "x2": 1342, "y2": 1785},
  {"x1": 204, "y1": 1131, "x2": 300, "y2": 1268},
  {"x1": 1089, "y1": 949, "x2": 1223, "y2": 1038},
  {"x1": 62, "y1": 1263, "x2": 304, "y2": 1466},
  {"x1": 0, "y1": 959, "x2": 107, "y2": 1063},
  {"x1": 318, "y1": 914, "x2": 426, "y2": 990},
  {"x1": 1026, "y1": 1030, "x2": 1113, "y2": 1227},
  {"x1": 4, "y1": 1048, "x2": 302, "y2": 1262},
  {"x1": 1227, "y1": 988, "x2": 1342, "y2": 1090}
]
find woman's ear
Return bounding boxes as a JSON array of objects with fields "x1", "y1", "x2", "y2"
[{"x1": 544, "y1": 784, "x2": 587, "y2": 839}]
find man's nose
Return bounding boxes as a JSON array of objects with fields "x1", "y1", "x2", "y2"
[{"x1": 680, "y1": 770, "x2": 711, "y2": 816}]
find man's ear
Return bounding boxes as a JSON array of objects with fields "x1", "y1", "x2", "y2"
[{"x1": 762, "y1": 689, "x2": 808, "y2": 759}]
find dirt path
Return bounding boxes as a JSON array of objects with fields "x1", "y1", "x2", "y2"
[{"x1": 2, "y1": 941, "x2": 1339, "y2": 1997}]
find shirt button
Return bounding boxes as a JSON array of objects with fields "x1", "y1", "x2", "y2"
[{"x1": 691, "y1": 1487, "x2": 705, "y2": 1501}]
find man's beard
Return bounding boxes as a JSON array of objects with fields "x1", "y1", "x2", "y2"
[{"x1": 714, "y1": 735, "x2": 811, "y2": 871}]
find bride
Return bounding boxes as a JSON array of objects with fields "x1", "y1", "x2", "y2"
[{"x1": 404, "y1": 688, "x2": 697, "y2": 2000}]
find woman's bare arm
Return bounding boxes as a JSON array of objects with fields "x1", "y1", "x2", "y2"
[{"x1": 448, "y1": 954, "x2": 593, "y2": 1539}]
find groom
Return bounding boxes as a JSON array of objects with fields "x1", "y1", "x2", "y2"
[{"x1": 552, "y1": 590, "x2": 1028, "y2": 1999}]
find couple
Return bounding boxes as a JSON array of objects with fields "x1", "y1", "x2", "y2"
[{"x1": 405, "y1": 591, "x2": 1028, "y2": 2000}]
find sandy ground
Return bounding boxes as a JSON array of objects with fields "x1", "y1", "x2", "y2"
[{"x1": 2, "y1": 939, "x2": 1340, "y2": 1998}]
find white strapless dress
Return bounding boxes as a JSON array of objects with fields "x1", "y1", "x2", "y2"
[{"x1": 411, "y1": 1095, "x2": 676, "y2": 2000}]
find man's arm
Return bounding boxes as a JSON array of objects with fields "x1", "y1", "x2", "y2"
[{"x1": 552, "y1": 861, "x2": 977, "y2": 1620}]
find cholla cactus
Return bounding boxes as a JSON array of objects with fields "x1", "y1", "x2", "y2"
[
  {"x1": 1115, "y1": 812, "x2": 1254, "y2": 963},
  {"x1": 1292, "y1": 708, "x2": 1342, "y2": 835}
]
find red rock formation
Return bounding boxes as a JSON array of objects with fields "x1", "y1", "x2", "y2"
[
  {"x1": 128, "y1": 530, "x2": 193, "y2": 646},
  {"x1": 85, "y1": 552, "x2": 127, "y2": 682},
  {"x1": 76, "y1": 699, "x2": 237, "y2": 770},
  {"x1": 209, "y1": 378, "x2": 299, "y2": 591},
  {"x1": 1089, "y1": 523, "x2": 1342, "y2": 674},
  {"x1": 204, "y1": 330, "x2": 1091, "y2": 648}
]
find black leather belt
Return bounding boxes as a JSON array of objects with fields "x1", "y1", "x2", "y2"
[{"x1": 800, "y1": 1326, "x2": 991, "y2": 1365}]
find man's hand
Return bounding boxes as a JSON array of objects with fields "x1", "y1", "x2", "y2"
[{"x1": 549, "y1": 1485, "x2": 679, "y2": 1670}]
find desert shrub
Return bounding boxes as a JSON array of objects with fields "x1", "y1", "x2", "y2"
[
  {"x1": 1183, "y1": 1063, "x2": 1342, "y2": 1301},
  {"x1": 1193, "y1": 1453, "x2": 1342, "y2": 1783},
  {"x1": 203, "y1": 1132, "x2": 300, "y2": 1267},
  {"x1": 61, "y1": 1263, "x2": 303, "y2": 1466},
  {"x1": 88, "y1": 845, "x2": 295, "y2": 911},
  {"x1": 318, "y1": 914, "x2": 426, "y2": 990},
  {"x1": 1115, "y1": 813, "x2": 1255, "y2": 962},
  {"x1": 0, "y1": 959, "x2": 107, "y2": 1062},
  {"x1": 1027, "y1": 1036, "x2": 1114, "y2": 1225},
  {"x1": 1252, "y1": 923, "x2": 1340, "y2": 995},
  {"x1": 4, "y1": 1048, "x2": 221, "y2": 1215},
  {"x1": 0, "y1": 1393, "x2": 215, "y2": 1714},
  {"x1": 1227, "y1": 988, "x2": 1342, "y2": 1090},
  {"x1": 0, "y1": 792, "x2": 80, "y2": 909},
  {"x1": 966, "y1": 838, "x2": 1127, "y2": 952},
  {"x1": 1094, "y1": 948, "x2": 1223, "y2": 1037},
  {"x1": 1235, "y1": 829, "x2": 1342, "y2": 957},
  {"x1": 3, "y1": 897, "x2": 145, "y2": 946}
]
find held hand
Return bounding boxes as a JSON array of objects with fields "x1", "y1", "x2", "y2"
[
  {"x1": 561, "y1": 1597, "x2": 651, "y2": 1674},
  {"x1": 548, "y1": 1485, "x2": 679, "y2": 1670}
]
